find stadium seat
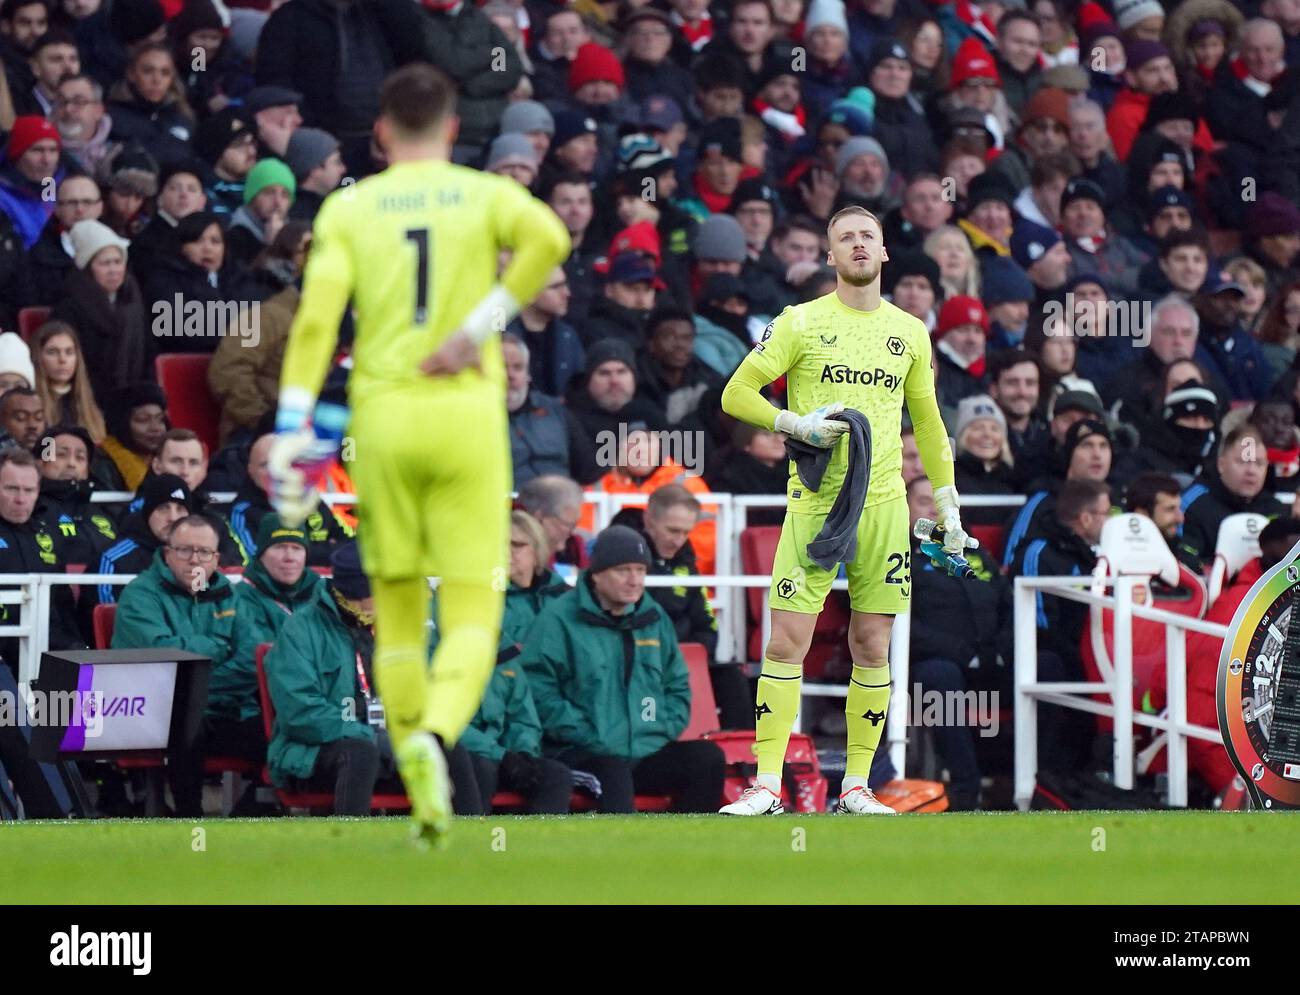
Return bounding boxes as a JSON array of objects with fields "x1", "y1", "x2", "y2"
[
  {"x1": 155, "y1": 353, "x2": 220, "y2": 455},
  {"x1": 1207, "y1": 513, "x2": 1267, "y2": 606},
  {"x1": 1081, "y1": 514, "x2": 1207, "y2": 741},
  {"x1": 17, "y1": 305, "x2": 50, "y2": 342},
  {"x1": 680, "y1": 642, "x2": 721, "y2": 739},
  {"x1": 969, "y1": 524, "x2": 1006, "y2": 564},
  {"x1": 738, "y1": 525, "x2": 849, "y2": 677},
  {"x1": 92, "y1": 603, "x2": 115, "y2": 649},
  {"x1": 254, "y1": 644, "x2": 410, "y2": 814}
]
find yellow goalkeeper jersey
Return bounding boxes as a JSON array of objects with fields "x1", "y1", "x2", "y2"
[
  {"x1": 726, "y1": 291, "x2": 951, "y2": 513},
  {"x1": 279, "y1": 160, "x2": 571, "y2": 404}
]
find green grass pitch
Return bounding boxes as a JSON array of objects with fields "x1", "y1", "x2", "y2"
[{"x1": 5, "y1": 811, "x2": 1294, "y2": 904}]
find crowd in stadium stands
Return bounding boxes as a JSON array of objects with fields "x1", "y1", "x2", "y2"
[{"x1": 4, "y1": 0, "x2": 1300, "y2": 817}]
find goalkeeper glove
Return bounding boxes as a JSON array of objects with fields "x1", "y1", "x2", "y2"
[
  {"x1": 774, "y1": 403, "x2": 848, "y2": 449},
  {"x1": 268, "y1": 400, "x2": 348, "y2": 527},
  {"x1": 933, "y1": 485, "x2": 979, "y2": 557}
]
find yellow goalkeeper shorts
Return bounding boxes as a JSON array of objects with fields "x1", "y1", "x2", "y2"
[
  {"x1": 768, "y1": 496, "x2": 911, "y2": 615},
  {"x1": 347, "y1": 380, "x2": 510, "y2": 585}
]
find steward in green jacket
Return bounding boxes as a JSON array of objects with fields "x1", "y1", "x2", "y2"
[
  {"x1": 519, "y1": 525, "x2": 724, "y2": 813},
  {"x1": 231, "y1": 514, "x2": 323, "y2": 721},
  {"x1": 263, "y1": 542, "x2": 385, "y2": 816},
  {"x1": 111, "y1": 514, "x2": 260, "y2": 816}
]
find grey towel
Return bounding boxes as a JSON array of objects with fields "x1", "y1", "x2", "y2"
[{"x1": 783, "y1": 409, "x2": 873, "y2": 570}]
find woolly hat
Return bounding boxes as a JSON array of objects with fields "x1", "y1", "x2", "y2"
[
  {"x1": 950, "y1": 37, "x2": 1001, "y2": 89},
  {"x1": 803, "y1": 0, "x2": 848, "y2": 36},
  {"x1": 1010, "y1": 219, "x2": 1063, "y2": 268},
  {"x1": 1062, "y1": 417, "x2": 1111, "y2": 466},
  {"x1": 69, "y1": 219, "x2": 131, "y2": 270},
  {"x1": 692, "y1": 214, "x2": 748, "y2": 262},
  {"x1": 1018, "y1": 87, "x2": 1070, "y2": 131},
  {"x1": 486, "y1": 133, "x2": 539, "y2": 174},
  {"x1": 243, "y1": 157, "x2": 296, "y2": 204},
  {"x1": 883, "y1": 249, "x2": 940, "y2": 296},
  {"x1": 568, "y1": 42, "x2": 625, "y2": 92},
  {"x1": 824, "y1": 87, "x2": 875, "y2": 136},
  {"x1": 6, "y1": 116, "x2": 60, "y2": 160},
  {"x1": 1060, "y1": 176, "x2": 1107, "y2": 213},
  {"x1": 551, "y1": 109, "x2": 599, "y2": 148},
  {"x1": 1124, "y1": 38, "x2": 1171, "y2": 70},
  {"x1": 0, "y1": 333, "x2": 35, "y2": 389},
  {"x1": 981, "y1": 255, "x2": 1035, "y2": 304},
  {"x1": 1246, "y1": 193, "x2": 1300, "y2": 239},
  {"x1": 195, "y1": 107, "x2": 251, "y2": 166},
  {"x1": 329, "y1": 542, "x2": 370, "y2": 600},
  {"x1": 588, "y1": 524, "x2": 651, "y2": 574},
  {"x1": 170, "y1": 0, "x2": 226, "y2": 39},
  {"x1": 935, "y1": 295, "x2": 990, "y2": 338},
  {"x1": 284, "y1": 128, "x2": 339, "y2": 180},
  {"x1": 256, "y1": 512, "x2": 310, "y2": 554},
  {"x1": 585, "y1": 337, "x2": 637, "y2": 374},
  {"x1": 110, "y1": 0, "x2": 165, "y2": 47},
  {"x1": 835, "y1": 135, "x2": 888, "y2": 179},
  {"x1": 1163, "y1": 383, "x2": 1217, "y2": 423},
  {"x1": 955, "y1": 393, "x2": 1008, "y2": 440},
  {"x1": 140, "y1": 473, "x2": 193, "y2": 520},
  {"x1": 501, "y1": 100, "x2": 555, "y2": 136},
  {"x1": 1112, "y1": 0, "x2": 1163, "y2": 32},
  {"x1": 966, "y1": 170, "x2": 1018, "y2": 211}
]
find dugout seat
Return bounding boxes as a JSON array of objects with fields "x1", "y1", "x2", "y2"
[
  {"x1": 681, "y1": 642, "x2": 722, "y2": 739},
  {"x1": 1207, "y1": 513, "x2": 1267, "y2": 607},
  {"x1": 92, "y1": 602, "x2": 115, "y2": 649},
  {"x1": 739, "y1": 525, "x2": 849, "y2": 678},
  {"x1": 156, "y1": 353, "x2": 220, "y2": 455},
  {"x1": 1080, "y1": 514, "x2": 1207, "y2": 744},
  {"x1": 255, "y1": 644, "x2": 410, "y2": 813},
  {"x1": 17, "y1": 306, "x2": 50, "y2": 341}
]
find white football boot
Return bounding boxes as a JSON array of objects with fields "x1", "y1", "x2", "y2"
[
  {"x1": 836, "y1": 785, "x2": 898, "y2": 815},
  {"x1": 719, "y1": 784, "x2": 784, "y2": 815}
]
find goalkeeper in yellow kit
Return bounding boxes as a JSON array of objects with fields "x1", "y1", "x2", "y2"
[
  {"x1": 268, "y1": 65, "x2": 570, "y2": 845},
  {"x1": 719, "y1": 206, "x2": 975, "y2": 815}
]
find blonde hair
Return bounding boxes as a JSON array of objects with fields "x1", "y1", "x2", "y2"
[
  {"x1": 510, "y1": 509, "x2": 550, "y2": 579},
  {"x1": 924, "y1": 224, "x2": 981, "y2": 299},
  {"x1": 32, "y1": 322, "x2": 107, "y2": 443},
  {"x1": 1223, "y1": 255, "x2": 1267, "y2": 289},
  {"x1": 957, "y1": 420, "x2": 1013, "y2": 468}
]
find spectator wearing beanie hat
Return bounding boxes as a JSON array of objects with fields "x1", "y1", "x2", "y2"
[
  {"x1": 835, "y1": 135, "x2": 889, "y2": 203},
  {"x1": 952, "y1": 393, "x2": 1017, "y2": 517},
  {"x1": 0, "y1": 115, "x2": 64, "y2": 249},
  {"x1": 96, "y1": 471, "x2": 201, "y2": 611},
  {"x1": 729, "y1": 176, "x2": 781, "y2": 260},
  {"x1": 884, "y1": 248, "x2": 942, "y2": 328},
  {"x1": 692, "y1": 213, "x2": 747, "y2": 282},
  {"x1": 284, "y1": 127, "x2": 345, "y2": 223},
  {"x1": 1113, "y1": 0, "x2": 1164, "y2": 41},
  {"x1": 949, "y1": 36, "x2": 1004, "y2": 119},
  {"x1": 1166, "y1": 3, "x2": 1241, "y2": 83},
  {"x1": 800, "y1": 0, "x2": 863, "y2": 125},
  {"x1": 50, "y1": 219, "x2": 151, "y2": 405},
  {"x1": 566, "y1": 337, "x2": 668, "y2": 483},
  {"x1": 98, "y1": 382, "x2": 170, "y2": 493},
  {"x1": 982, "y1": 254, "x2": 1037, "y2": 350},
  {"x1": 824, "y1": 86, "x2": 875, "y2": 137},
  {"x1": 622, "y1": 7, "x2": 694, "y2": 111},
  {"x1": 520, "y1": 520, "x2": 726, "y2": 815},
  {"x1": 226, "y1": 157, "x2": 295, "y2": 267},
  {"x1": 0, "y1": 332, "x2": 35, "y2": 392},
  {"x1": 195, "y1": 108, "x2": 257, "y2": 215},
  {"x1": 500, "y1": 100, "x2": 555, "y2": 163},
  {"x1": 989, "y1": 86, "x2": 1070, "y2": 190},
  {"x1": 1059, "y1": 176, "x2": 1147, "y2": 296},
  {"x1": 750, "y1": 59, "x2": 807, "y2": 177},
  {"x1": 567, "y1": 40, "x2": 630, "y2": 122},
  {"x1": 1011, "y1": 217, "x2": 1073, "y2": 294},
  {"x1": 960, "y1": 169, "x2": 1018, "y2": 252},
  {"x1": 610, "y1": 135, "x2": 694, "y2": 309},
  {"x1": 128, "y1": 158, "x2": 208, "y2": 278},
  {"x1": 544, "y1": 109, "x2": 600, "y2": 182},
  {"x1": 933, "y1": 294, "x2": 990, "y2": 408},
  {"x1": 1243, "y1": 192, "x2": 1300, "y2": 295},
  {"x1": 411, "y1": 0, "x2": 523, "y2": 161},
  {"x1": 485, "y1": 133, "x2": 540, "y2": 190}
]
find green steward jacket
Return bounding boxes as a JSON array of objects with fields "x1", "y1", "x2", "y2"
[
  {"x1": 520, "y1": 573, "x2": 689, "y2": 761},
  {"x1": 264, "y1": 585, "x2": 374, "y2": 785}
]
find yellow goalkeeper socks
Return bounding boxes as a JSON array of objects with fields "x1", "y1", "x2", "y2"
[
  {"x1": 423, "y1": 579, "x2": 501, "y2": 746},
  {"x1": 371, "y1": 576, "x2": 433, "y2": 754},
  {"x1": 845, "y1": 664, "x2": 891, "y2": 780},
  {"x1": 755, "y1": 658, "x2": 802, "y2": 790}
]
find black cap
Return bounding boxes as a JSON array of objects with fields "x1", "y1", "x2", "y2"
[
  {"x1": 140, "y1": 473, "x2": 193, "y2": 520},
  {"x1": 701, "y1": 272, "x2": 751, "y2": 305},
  {"x1": 729, "y1": 177, "x2": 781, "y2": 214},
  {"x1": 1060, "y1": 177, "x2": 1107, "y2": 213},
  {"x1": 1052, "y1": 389, "x2": 1105, "y2": 419},
  {"x1": 866, "y1": 38, "x2": 911, "y2": 74},
  {"x1": 1063, "y1": 418, "x2": 1111, "y2": 464},
  {"x1": 588, "y1": 524, "x2": 652, "y2": 574},
  {"x1": 242, "y1": 86, "x2": 304, "y2": 116},
  {"x1": 966, "y1": 170, "x2": 1018, "y2": 211},
  {"x1": 883, "y1": 249, "x2": 941, "y2": 296},
  {"x1": 195, "y1": 108, "x2": 250, "y2": 166}
]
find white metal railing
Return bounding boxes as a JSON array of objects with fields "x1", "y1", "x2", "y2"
[{"x1": 1012, "y1": 574, "x2": 1227, "y2": 809}]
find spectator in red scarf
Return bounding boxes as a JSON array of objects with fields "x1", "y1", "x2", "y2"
[
  {"x1": 932, "y1": 294, "x2": 989, "y2": 408},
  {"x1": 1059, "y1": 176, "x2": 1148, "y2": 296},
  {"x1": 690, "y1": 117, "x2": 755, "y2": 214}
]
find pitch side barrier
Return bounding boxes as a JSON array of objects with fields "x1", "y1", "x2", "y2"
[{"x1": 1012, "y1": 574, "x2": 1227, "y2": 809}]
